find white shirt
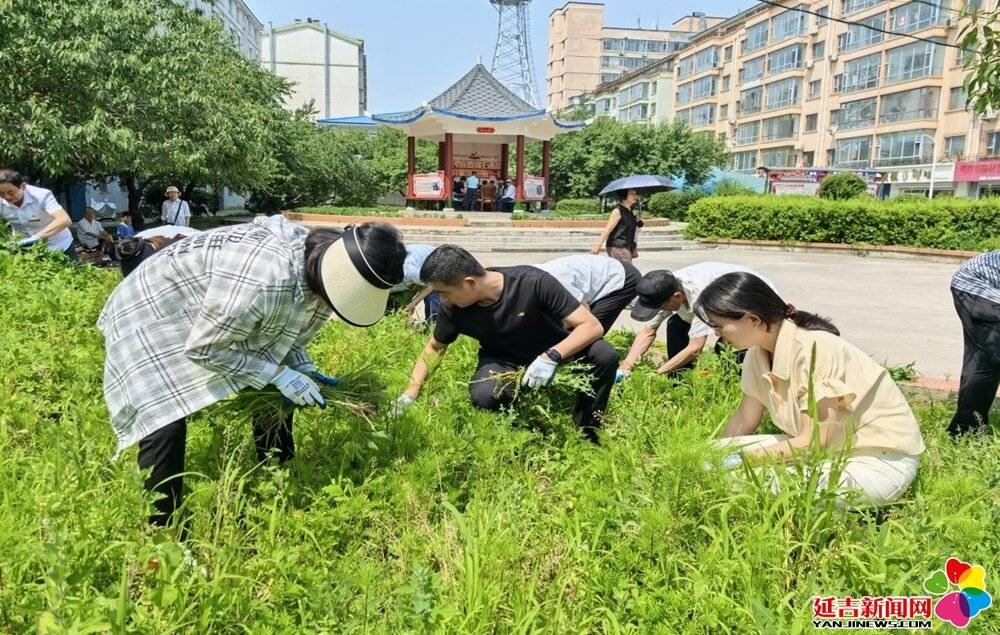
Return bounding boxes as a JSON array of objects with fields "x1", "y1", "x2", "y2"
[
  {"x1": 647, "y1": 262, "x2": 777, "y2": 338},
  {"x1": 136, "y1": 225, "x2": 201, "y2": 240},
  {"x1": 502, "y1": 184, "x2": 516, "y2": 199},
  {"x1": 161, "y1": 199, "x2": 190, "y2": 225},
  {"x1": 534, "y1": 255, "x2": 626, "y2": 304},
  {"x1": 0, "y1": 184, "x2": 73, "y2": 251},
  {"x1": 77, "y1": 218, "x2": 106, "y2": 249},
  {"x1": 391, "y1": 243, "x2": 436, "y2": 292}
]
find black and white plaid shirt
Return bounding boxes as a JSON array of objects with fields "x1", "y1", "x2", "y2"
[
  {"x1": 952, "y1": 250, "x2": 1000, "y2": 305},
  {"x1": 97, "y1": 216, "x2": 331, "y2": 452}
]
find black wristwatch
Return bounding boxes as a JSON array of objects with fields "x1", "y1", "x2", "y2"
[{"x1": 545, "y1": 348, "x2": 562, "y2": 364}]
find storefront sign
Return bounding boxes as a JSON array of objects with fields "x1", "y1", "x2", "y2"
[
  {"x1": 522, "y1": 175, "x2": 546, "y2": 201},
  {"x1": 955, "y1": 159, "x2": 1000, "y2": 182},
  {"x1": 411, "y1": 172, "x2": 446, "y2": 200}
]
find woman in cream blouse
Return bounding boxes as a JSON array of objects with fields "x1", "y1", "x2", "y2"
[{"x1": 695, "y1": 271, "x2": 925, "y2": 505}]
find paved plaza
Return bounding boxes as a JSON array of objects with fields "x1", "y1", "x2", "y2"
[{"x1": 483, "y1": 247, "x2": 965, "y2": 382}]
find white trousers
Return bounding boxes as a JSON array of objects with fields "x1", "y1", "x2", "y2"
[{"x1": 717, "y1": 434, "x2": 920, "y2": 505}]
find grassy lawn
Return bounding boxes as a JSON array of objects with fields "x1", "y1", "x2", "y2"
[{"x1": 1, "y1": 249, "x2": 996, "y2": 632}]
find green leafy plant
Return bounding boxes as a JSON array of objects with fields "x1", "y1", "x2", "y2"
[
  {"x1": 817, "y1": 172, "x2": 869, "y2": 200},
  {"x1": 552, "y1": 198, "x2": 600, "y2": 216},
  {"x1": 647, "y1": 188, "x2": 705, "y2": 221}
]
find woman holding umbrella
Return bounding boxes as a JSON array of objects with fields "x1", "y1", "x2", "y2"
[{"x1": 590, "y1": 175, "x2": 676, "y2": 264}]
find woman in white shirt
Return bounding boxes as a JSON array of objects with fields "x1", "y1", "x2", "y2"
[
  {"x1": 160, "y1": 185, "x2": 191, "y2": 226},
  {"x1": 696, "y1": 272, "x2": 925, "y2": 505}
]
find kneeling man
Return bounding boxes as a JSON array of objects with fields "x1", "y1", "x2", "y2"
[{"x1": 395, "y1": 245, "x2": 617, "y2": 441}]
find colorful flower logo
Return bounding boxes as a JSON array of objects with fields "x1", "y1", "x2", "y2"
[{"x1": 923, "y1": 557, "x2": 992, "y2": 628}]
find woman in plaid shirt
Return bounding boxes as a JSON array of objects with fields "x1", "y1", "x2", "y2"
[{"x1": 98, "y1": 215, "x2": 406, "y2": 526}]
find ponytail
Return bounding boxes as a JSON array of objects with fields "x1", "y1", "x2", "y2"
[{"x1": 696, "y1": 273, "x2": 840, "y2": 336}]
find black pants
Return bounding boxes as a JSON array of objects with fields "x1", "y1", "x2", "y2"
[
  {"x1": 949, "y1": 288, "x2": 1000, "y2": 435},
  {"x1": 589, "y1": 262, "x2": 640, "y2": 333},
  {"x1": 137, "y1": 410, "x2": 295, "y2": 526},
  {"x1": 667, "y1": 315, "x2": 746, "y2": 370},
  {"x1": 468, "y1": 339, "x2": 618, "y2": 441}
]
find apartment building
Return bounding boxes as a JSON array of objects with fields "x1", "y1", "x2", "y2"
[
  {"x1": 668, "y1": 0, "x2": 992, "y2": 196},
  {"x1": 576, "y1": 57, "x2": 678, "y2": 125},
  {"x1": 189, "y1": 0, "x2": 263, "y2": 59},
  {"x1": 547, "y1": 2, "x2": 724, "y2": 111}
]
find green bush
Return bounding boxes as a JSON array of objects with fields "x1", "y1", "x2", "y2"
[
  {"x1": 686, "y1": 196, "x2": 1000, "y2": 251},
  {"x1": 712, "y1": 179, "x2": 761, "y2": 197},
  {"x1": 292, "y1": 205, "x2": 403, "y2": 217},
  {"x1": 817, "y1": 172, "x2": 868, "y2": 200},
  {"x1": 646, "y1": 189, "x2": 705, "y2": 221},
  {"x1": 553, "y1": 198, "x2": 600, "y2": 215}
]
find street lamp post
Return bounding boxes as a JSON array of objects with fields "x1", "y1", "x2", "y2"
[{"x1": 916, "y1": 133, "x2": 936, "y2": 198}]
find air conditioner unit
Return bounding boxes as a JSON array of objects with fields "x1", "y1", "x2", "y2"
[
  {"x1": 806, "y1": 60, "x2": 815, "y2": 69},
  {"x1": 809, "y1": 26, "x2": 819, "y2": 36},
  {"x1": 728, "y1": 117, "x2": 737, "y2": 125},
  {"x1": 981, "y1": 109, "x2": 997, "y2": 121},
  {"x1": 828, "y1": 53, "x2": 838, "y2": 62}
]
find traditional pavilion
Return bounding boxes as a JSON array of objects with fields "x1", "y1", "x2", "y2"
[{"x1": 320, "y1": 64, "x2": 585, "y2": 208}]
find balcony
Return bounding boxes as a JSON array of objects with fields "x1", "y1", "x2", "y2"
[
  {"x1": 878, "y1": 107, "x2": 938, "y2": 125},
  {"x1": 834, "y1": 72, "x2": 879, "y2": 94},
  {"x1": 883, "y1": 62, "x2": 941, "y2": 86}
]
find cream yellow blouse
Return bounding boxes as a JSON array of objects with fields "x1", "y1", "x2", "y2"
[{"x1": 741, "y1": 320, "x2": 926, "y2": 456}]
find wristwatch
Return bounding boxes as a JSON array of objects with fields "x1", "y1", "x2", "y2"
[{"x1": 545, "y1": 348, "x2": 562, "y2": 364}]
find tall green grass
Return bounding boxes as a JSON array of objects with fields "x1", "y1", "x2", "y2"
[{"x1": 0, "y1": 248, "x2": 996, "y2": 632}]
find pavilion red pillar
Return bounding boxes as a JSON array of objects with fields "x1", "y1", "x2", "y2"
[
  {"x1": 542, "y1": 140, "x2": 551, "y2": 203},
  {"x1": 500, "y1": 143, "x2": 510, "y2": 181},
  {"x1": 406, "y1": 136, "x2": 416, "y2": 199},
  {"x1": 438, "y1": 141, "x2": 446, "y2": 170},
  {"x1": 515, "y1": 135, "x2": 525, "y2": 201},
  {"x1": 443, "y1": 133, "x2": 454, "y2": 204}
]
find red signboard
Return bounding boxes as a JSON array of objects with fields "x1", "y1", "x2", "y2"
[
  {"x1": 955, "y1": 159, "x2": 1000, "y2": 182},
  {"x1": 475, "y1": 126, "x2": 495, "y2": 134}
]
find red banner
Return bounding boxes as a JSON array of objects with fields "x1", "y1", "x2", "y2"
[{"x1": 955, "y1": 159, "x2": 1000, "y2": 182}]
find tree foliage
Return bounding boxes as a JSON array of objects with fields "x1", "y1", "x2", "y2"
[
  {"x1": 817, "y1": 172, "x2": 868, "y2": 200},
  {"x1": 958, "y1": 5, "x2": 1000, "y2": 115}
]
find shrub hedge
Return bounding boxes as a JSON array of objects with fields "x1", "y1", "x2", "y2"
[
  {"x1": 553, "y1": 198, "x2": 600, "y2": 215},
  {"x1": 685, "y1": 195, "x2": 1000, "y2": 251},
  {"x1": 646, "y1": 189, "x2": 705, "y2": 221},
  {"x1": 292, "y1": 206, "x2": 403, "y2": 217}
]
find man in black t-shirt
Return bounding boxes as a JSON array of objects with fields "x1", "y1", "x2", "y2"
[{"x1": 394, "y1": 245, "x2": 618, "y2": 441}]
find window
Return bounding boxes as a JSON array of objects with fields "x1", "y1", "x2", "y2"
[
  {"x1": 762, "y1": 115, "x2": 799, "y2": 141},
  {"x1": 740, "y1": 56, "x2": 766, "y2": 83},
  {"x1": 834, "y1": 53, "x2": 880, "y2": 93},
  {"x1": 838, "y1": 15, "x2": 884, "y2": 53},
  {"x1": 676, "y1": 108, "x2": 692, "y2": 125},
  {"x1": 722, "y1": 75, "x2": 731, "y2": 91},
  {"x1": 834, "y1": 97, "x2": 877, "y2": 129},
  {"x1": 803, "y1": 151, "x2": 816, "y2": 166},
  {"x1": 677, "y1": 82, "x2": 693, "y2": 105},
  {"x1": 842, "y1": 0, "x2": 884, "y2": 16},
  {"x1": 690, "y1": 103, "x2": 716, "y2": 126},
  {"x1": 944, "y1": 135, "x2": 966, "y2": 158},
  {"x1": 875, "y1": 129, "x2": 934, "y2": 166},
  {"x1": 986, "y1": 131, "x2": 1000, "y2": 156},
  {"x1": 827, "y1": 149, "x2": 836, "y2": 165},
  {"x1": 892, "y1": 1, "x2": 945, "y2": 35},
  {"x1": 878, "y1": 87, "x2": 939, "y2": 123},
  {"x1": 618, "y1": 103, "x2": 650, "y2": 122},
  {"x1": 817, "y1": 6, "x2": 829, "y2": 25},
  {"x1": 600, "y1": 73, "x2": 620, "y2": 84},
  {"x1": 738, "y1": 86, "x2": 764, "y2": 114},
  {"x1": 735, "y1": 121, "x2": 761, "y2": 145},
  {"x1": 771, "y1": 6, "x2": 807, "y2": 42},
  {"x1": 595, "y1": 98, "x2": 614, "y2": 115},
  {"x1": 731, "y1": 150, "x2": 758, "y2": 171},
  {"x1": 650, "y1": 103, "x2": 657, "y2": 118},
  {"x1": 812, "y1": 41, "x2": 826, "y2": 59},
  {"x1": 651, "y1": 81, "x2": 658, "y2": 96},
  {"x1": 617, "y1": 88, "x2": 630, "y2": 105},
  {"x1": 767, "y1": 44, "x2": 806, "y2": 75},
  {"x1": 742, "y1": 22, "x2": 769, "y2": 55},
  {"x1": 725, "y1": 45, "x2": 734, "y2": 62},
  {"x1": 766, "y1": 77, "x2": 801, "y2": 110},
  {"x1": 809, "y1": 79, "x2": 822, "y2": 98},
  {"x1": 949, "y1": 86, "x2": 967, "y2": 110},
  {"x1": 694, "y1": 46, "x2": 721, "y2": 73},
  {"x1": 628, "y1": 82, "x2": 650, "y2": 102},
  {"x1": 721, "y1": 104, "x2": 730, "y2": 119},
  {"x1": 692, "y1": 76, "x2": 716, "y2": 100},
  {"x1": 762, "y1": 146, "x2": 798, "y2": 167},
  {"x1": 885, "y1": 39, "x2": 945, "y2": 84},
  {"x1": 834, "y1": 135, "x2": 874, "y2": 166},
  {"x1": 678, "y1": 55, "x2": 695, "y2": 78},
  {"x1": 805, "y1": 113, "x2": 818, "y2": 131}
]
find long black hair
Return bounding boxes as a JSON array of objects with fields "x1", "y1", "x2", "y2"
[
  {"x1": 303, "y1": 224, "x2": 406, "y2": 300},
  {"x1": 694, "y1": 271, "x2": 839, "y2": 335}
]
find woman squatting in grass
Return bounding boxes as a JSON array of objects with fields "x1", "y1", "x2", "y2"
[{"x1": 695, "y1": 272, "x2": 926, "y2": 505}]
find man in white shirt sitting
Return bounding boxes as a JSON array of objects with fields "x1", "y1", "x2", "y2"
[
  {"x1": 0, "y1": 169, "x2": 78, "y2": 260},
  {"x1": 499, "y1": 179, "x2": 516, "y2": 213},
  {"x1": 77, "y1": 206, "x2": 119, "y2": 262}
]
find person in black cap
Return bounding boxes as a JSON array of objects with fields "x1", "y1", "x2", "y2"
[
  {"x1": 393, "y1": 244, "x2": 618, "y2": 442},
  {"x1": 618, "y1": 262, "x2": 775, "y2": 380}
]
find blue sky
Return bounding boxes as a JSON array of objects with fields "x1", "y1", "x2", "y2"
[{"x1": 246, "y1": 0, "x2": 752, "y2": 113}]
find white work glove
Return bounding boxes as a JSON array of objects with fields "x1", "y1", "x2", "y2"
[
  {"x1": 522, "y1": 356, "x2": 558, "y2": 388},
  {"x1": 721, "y1": 453, "x2": 744, "y2": 471},
  {"x1": 390, "y1": 393, "x2": 415, "y2": 416},
  {"x1": 615, "y1": 368, "x2": 629, "y2": 384},
  {"x1": 270, "y1": 367, "x2": 325, "y2": 407}
]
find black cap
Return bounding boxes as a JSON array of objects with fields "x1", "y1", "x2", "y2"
[{"x1": 630, "y1": 270, "x2": 680, "y2": 321}]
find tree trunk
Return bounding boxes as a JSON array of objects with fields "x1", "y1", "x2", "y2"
[{"x1": 124, "y1": 175, "x2": 147, "y2": 230}]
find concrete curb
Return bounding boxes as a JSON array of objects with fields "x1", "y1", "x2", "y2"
[{"x1": 698, "y1": 239, "x2": 980, "y2": 262}]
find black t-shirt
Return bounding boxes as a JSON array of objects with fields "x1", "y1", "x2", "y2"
[{"x1": 433, "y1": 266, "x2": 581, "y2": 364}]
